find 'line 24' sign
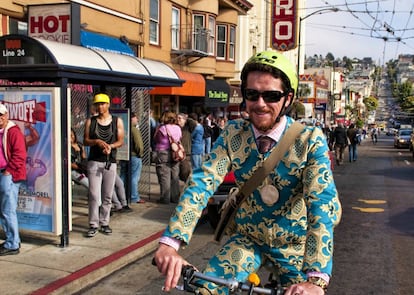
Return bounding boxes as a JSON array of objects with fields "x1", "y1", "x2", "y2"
[{"x1": 272, "y1": 0, "x2": 298, "y2": 51}]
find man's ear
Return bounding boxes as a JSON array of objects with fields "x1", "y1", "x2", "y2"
[{"x1": 284, "y1": 92, "x2": 294, "y2": 108}]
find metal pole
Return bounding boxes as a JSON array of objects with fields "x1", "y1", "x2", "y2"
[
  {"x1": 296, "y1": 16, "x2": 302, "y2": 100},
  {"x1": 60, "y1": 78, "x2": 69, "y2": 248},
  {"x1": 295, "y1": 8, "x2": 340, "y2": 99}
]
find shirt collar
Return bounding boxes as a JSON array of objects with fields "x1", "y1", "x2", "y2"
[{"x1": 252, "y1": 115, "x2": 287, "y2": 142}]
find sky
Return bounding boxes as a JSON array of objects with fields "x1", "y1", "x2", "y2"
[{"x1": 302, "y1": 0, "x2": 414, "y2": 64}]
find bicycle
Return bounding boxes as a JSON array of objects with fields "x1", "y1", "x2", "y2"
[{"x1": 153, "y1": 259, "x2": 285, "y2": 294}]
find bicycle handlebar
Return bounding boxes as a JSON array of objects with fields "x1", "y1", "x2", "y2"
[
  {"x1": 181, "y1": 265, "x2": 285, "y2": 294},
  {"x1": 152, "y1": 258, "x2": 285, "y2": 294}
]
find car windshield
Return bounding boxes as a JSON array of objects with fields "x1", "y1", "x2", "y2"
[{"x1": 400, "y1": 130, "x2": 412, "y2": 136}]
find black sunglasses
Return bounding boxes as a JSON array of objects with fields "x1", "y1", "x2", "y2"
[{"x1": 244, "y1": 89, "x2": 286, "y2": 103}]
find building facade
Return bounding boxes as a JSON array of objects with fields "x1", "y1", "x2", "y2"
[{"x1": 0, "y1": 0, "x2": 253, "y2": 120}]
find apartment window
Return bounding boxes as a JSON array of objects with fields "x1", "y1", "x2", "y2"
[
  {"x1": 216, "y1": 24, "x2": 227, "y2": 59},
  {"x1": 171, "y1": 7, "x2": 180, "y2": 50},
  {"x1": 229, "y1": 26, "x2": 235, "y2": 61},
  {"x1": 150, "y1": 0, "x2": 159, "y2": 45},
  {"x1": 208, "y1": 16, "x2": 215, "y2": 55},
  {"x1": 193, "y1": 14, "x2": 208, "y2": 52}
]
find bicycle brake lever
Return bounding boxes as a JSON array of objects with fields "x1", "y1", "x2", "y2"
[{"x1": 182, "y1": 265, "x2": 196, "y2": 292}]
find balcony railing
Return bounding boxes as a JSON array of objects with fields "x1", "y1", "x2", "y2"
[{"x1": 171, "y1": 25, "x2": 210, "y2": 63}]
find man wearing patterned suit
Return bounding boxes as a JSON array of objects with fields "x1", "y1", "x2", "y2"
[{"x1": 154, "y1": 51, "x2": 342, "y2": 295}]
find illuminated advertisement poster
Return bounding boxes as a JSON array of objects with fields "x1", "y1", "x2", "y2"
[{"x1": 0, "y1": 88, "x2": 64, "y2": 234}]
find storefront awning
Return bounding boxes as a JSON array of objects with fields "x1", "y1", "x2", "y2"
[
  {"x1": 205, "y1": 79, "x2": 230, "y2": 108},
  {"x1": 150, "y1": 70, "x2": 205, "y2": 96},
  {"x1": 0, "y1": 35, "x2": 183, "y2": 87},
  {"x1": 80, "y1": 30, "x2": 135, "y2": 56}
]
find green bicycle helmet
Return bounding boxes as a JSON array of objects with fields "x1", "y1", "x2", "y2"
[
  {"x1": 240, "y1": 50, "x2": 298, "y2": 123},
  {"x1": 241, "y1": 50, "x2": 298, "y2": 93}
]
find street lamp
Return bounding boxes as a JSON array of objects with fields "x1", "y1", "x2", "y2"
[{"x1": 296, "y1": 7, "x2": 339, "y2": 98}]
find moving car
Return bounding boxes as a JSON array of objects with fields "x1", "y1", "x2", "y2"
[
  {"x1": 394, "y1": 129, "x2": 413, "y2": 148},
  {"x1": 207, "y1": 171, "x2": 236, "y2": 229}
]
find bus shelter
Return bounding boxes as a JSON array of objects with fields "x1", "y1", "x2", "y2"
[{"x1": 0, "y1": 34, "x2": 183, "y2": 247}]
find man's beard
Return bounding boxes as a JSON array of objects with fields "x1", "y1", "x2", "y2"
[{"x1": 249, "y1": 108, "x2": 278, "y2": 132}]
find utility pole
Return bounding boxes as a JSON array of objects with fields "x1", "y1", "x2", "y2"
[{"x1": 296, "y1": 7, "x2": 339, "y2": 100}]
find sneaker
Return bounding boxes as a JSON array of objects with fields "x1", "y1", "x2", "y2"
[
  {"x1": 0, "y1": 242, "x2": 21, "y2": 249},
  {"x1": 86, "y1": 227, "x2": 98, "y2": 238},
  {"x1": 100, "y1": 225, "x2": 112, "y2": 235},
  {"x1": 0, "y1": 246, "x2": 19, "y2": 256},
  {"x1": 119, "y1": 205, "x2": 132, "y2": 213},
  {"x1": 136, "y1": 199, "x2": 146, "y2": 204}
]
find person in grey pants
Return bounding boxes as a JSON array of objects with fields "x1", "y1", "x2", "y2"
[{"x1": 83, "y1": 93, "x2": 125, "y2": 237}]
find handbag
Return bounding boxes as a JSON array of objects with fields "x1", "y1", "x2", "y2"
[
  {"x1": 214, "y1": 122, "x2": 305, "y2": 242},
  {"x1": 166, "y1": 127, "x2": 186, "y2": 162}
]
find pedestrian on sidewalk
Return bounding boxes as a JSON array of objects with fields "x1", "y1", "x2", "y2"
[
  {"x1": 0, "y1": 104, "x2": 27, "y2": 256},
  {"x1": 346, "y1": 123, "x2": 359, "y2": 162},
  {"x1": 331, "y1": 123, "x2": 348, "y2": 165},
  {"x1": 120, "y1": 113, "x2": 145, "y2": 204},
  {"x1": 83, "y1": 93, "x2": 124, "y2": 237},
  {"x1": 177, "y1": 113, "x2": 195, "y2": 182},
  {"x1": 153, "y1": 111, "x2": 182, "y2": 204},
  {"x1": 188, "y1": 113, "x2": 204, "y2": 170},
  {"x1": 111, "y1": 173, "x2": 132, "y2": 213},
  {"x1": 70, "y1": 128, "x2": 89, "y2": 189}
]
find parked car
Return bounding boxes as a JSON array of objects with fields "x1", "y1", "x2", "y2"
[
  {"x1": 394, "y1": 129, "x2": 413, "y2": 148},
  {"x1": 207, "y1": 171, "x2": 236, "y2": 229},
  {"x1": 386, "y1": 127, "x2": 398, "y2": 136}
]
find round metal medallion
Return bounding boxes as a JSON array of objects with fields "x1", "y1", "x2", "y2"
[{"x1": 259, "y1": 185, "x2": 279, "y2": 205}]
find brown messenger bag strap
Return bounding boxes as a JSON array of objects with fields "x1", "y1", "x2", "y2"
[
  {"x1": 213, "y1": 121, "x2": 305, "y2": 242},
  {"x1": 239, "y1": 121, "x2": 305, "y2": 199}
]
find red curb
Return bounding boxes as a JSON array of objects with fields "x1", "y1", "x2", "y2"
[{"x1": 30, "y1": 230, "x2": 163, "y2": 295}]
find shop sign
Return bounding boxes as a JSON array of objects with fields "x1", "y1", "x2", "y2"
[
  {"x1": 28, "y1": 4, "x2": 71, "y2": 44},
  {"x1": 272, "y1": 0, "x2": 297, "y2": 51},
  {"x1": 207, "y1": 90, "x2": 228, "y2": 102},
  {"x1": 315, "y1": 103, "x2": 326, "y2": 110},
  {"x1": 229, "y1": 87, "x2": 242, "y2": 104},
  {"x1": 301, "y1": 98, "x2": 316, "y2": 103}
]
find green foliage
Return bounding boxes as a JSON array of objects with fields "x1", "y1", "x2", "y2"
[
  {"x1": 400, "y1": 96, "x2": 414, "y2": 112},
  {"x1": 326, "y1": 52, "x2": 335, "y2": 62},
  {"x1": 363, "y1": 96, "x2": 378, "y2": 111},
  {"x1": 297, "y1": 83, "x2": 311, "y2": 98},
  {"x1": 356, "y1": 117, "x2": 364, "y2": 128},
  {"x1": 396, "y1": 82, "x2": 412, "y2": 103}
]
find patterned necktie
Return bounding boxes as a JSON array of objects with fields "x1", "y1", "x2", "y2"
[{"x1": 257, "y1": 136, "x2": 275, "y2": 153}]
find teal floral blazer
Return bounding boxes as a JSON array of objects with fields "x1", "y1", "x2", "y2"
[{"x1": 163, "y1": 116, "x2": 342, "y2": 275}]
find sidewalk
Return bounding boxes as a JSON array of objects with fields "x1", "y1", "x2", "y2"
[{"x1": 0, "y1": 165, "x2": 176, "y2": 295}]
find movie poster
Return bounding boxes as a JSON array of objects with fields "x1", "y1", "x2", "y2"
[{"x1": 0, "y1": 88, "x2": 65, "y2": 234}]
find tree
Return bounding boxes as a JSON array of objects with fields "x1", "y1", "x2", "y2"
[
  {"x1": 396, "y1": 82, "x2": 412, "y2": 103},
  {"x1": 400, "y1": 95, "x2": 414, "y2": 113},
  {"x1": 297, "y1": 83, "x2": 311, "y2": 98},
  {"x1": 326, "y1": 52, "x2": 335, "y2": 62},
  {"x1": 363, "y1": 96, "x2": 378, "y2": 112}
]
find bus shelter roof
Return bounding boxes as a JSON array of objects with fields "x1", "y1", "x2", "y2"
[{"x1": 0, "y1": 34, "x2": 183, "y2": 88}]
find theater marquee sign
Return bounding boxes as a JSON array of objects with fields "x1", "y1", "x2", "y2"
[{"x1": 272, "y1": 0, "x2": 298, "y2": 51}]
